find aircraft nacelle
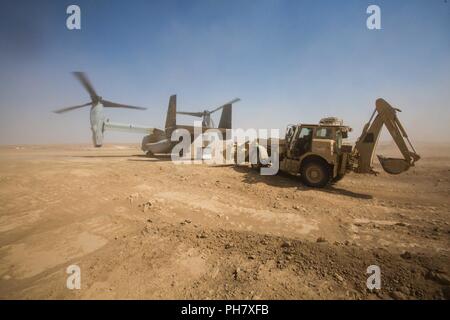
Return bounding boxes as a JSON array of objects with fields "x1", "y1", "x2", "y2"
[
  {"x1": 90, "y1": 103, "x2": 105, "y2": 147},
  {"x1": 52, "y1": 72, "x2": 147, "y2": 148}
]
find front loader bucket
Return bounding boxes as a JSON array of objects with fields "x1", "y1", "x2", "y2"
[{"x1": 377, "y1": 155, "x2": 411, "y2": 175}]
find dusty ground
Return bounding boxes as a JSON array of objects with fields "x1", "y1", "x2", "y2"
[{"x1": 0, "y1": 142, "x2": 449, "y2": 299}]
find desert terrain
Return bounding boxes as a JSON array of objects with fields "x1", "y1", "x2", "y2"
[{"x1": 0, "y1": 142, "x2": 449, "y2": 299}]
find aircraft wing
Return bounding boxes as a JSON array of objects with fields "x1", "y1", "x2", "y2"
[{"x1": 104, "y1": 119, "x2": 155, "y2": 134}]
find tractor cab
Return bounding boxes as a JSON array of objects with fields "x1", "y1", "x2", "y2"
[{"x1": 284, "y1": 119, "x2": 352, "y2": 161}]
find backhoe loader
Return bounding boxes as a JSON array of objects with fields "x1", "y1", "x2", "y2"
[{"x1": 254, "y1": 98, "x2": 420, "y2": 187}]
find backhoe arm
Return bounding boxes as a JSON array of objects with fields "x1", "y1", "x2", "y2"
[{"x1": 354, "y1": 98, "x2": 420, "y2": 174}]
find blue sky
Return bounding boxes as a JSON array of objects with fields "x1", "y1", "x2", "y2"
[{"x1": 0, "y1": 0, "x2": 449, "y2": 144}]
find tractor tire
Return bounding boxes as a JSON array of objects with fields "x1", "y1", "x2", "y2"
[{"x1": 300, "y1": 160, "x2": 332, "y2": 188}]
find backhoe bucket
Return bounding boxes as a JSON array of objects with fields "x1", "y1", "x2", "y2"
[{"x1": 377, "y1": 155, "x2": 411, "y2": 175}]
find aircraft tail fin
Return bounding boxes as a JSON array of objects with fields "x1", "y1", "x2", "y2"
[
  {"x1": 165, "y1": 94, "x2": 177, "y2": 130},
  {"x1": 218, "y1": 104, "x2": 232, "y2": 129}
]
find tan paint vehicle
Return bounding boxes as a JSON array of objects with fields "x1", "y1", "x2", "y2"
[{"x1": 257, "y1": 98, "x2": 420, "y2": 187}]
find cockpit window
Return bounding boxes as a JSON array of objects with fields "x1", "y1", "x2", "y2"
[
  {"x1": 299, "y1": 127, "x2": 313, "y2": 139},
  {"x1": 315, "y1": 128, "x2": 333, "y2": 139},
  {"x1": 286, "y1": 126, "x2": 294, "y2": 138}
]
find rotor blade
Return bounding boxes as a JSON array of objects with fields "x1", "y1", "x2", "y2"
[
  {"x1": 210, "y1": 98, "x2": 241, "y2": 113},
  {"x1": 72, "y1": 72, "x2": 98, "y2": 100},
  {"x1": 101, "y1": 99, "x2": 146, "y2": 110},
  {"x1": 53, "y1": 102, "x2": 92, "y2": 114},
  {"x1": 176, "y1": 111, "x2": 204, "y2": 117}
]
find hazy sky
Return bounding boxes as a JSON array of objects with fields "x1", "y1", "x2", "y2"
[{"x1": 0, "y1": 0, "x2": 449, "y2": 145}]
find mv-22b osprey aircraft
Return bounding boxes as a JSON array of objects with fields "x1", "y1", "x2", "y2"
[{"x1": 53, "y1": 72, "x2": 240, "y2": 156}]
